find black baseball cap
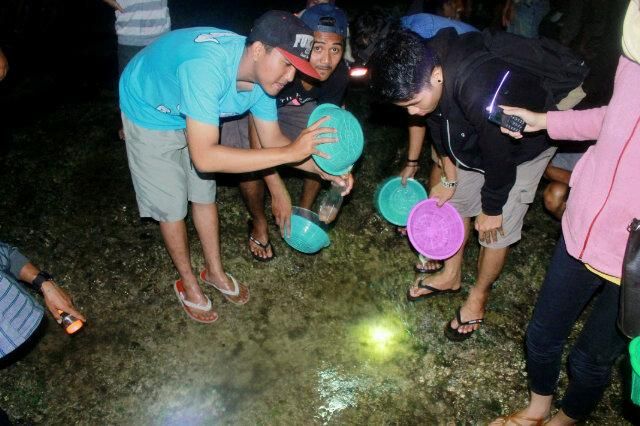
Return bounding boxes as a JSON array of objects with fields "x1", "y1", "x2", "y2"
[
  {"x1": 301, "y1": 4, "x2": 349, "y2": 38},
  {"x1": 248, "y1": 10, "x2": 321, "y2": 79}
]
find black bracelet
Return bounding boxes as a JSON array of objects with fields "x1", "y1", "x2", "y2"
[
  {"x1": 30, "y1": 271, "x2": 54, "y2": 293},
  {"x1": 406, "y1": 159, "x2": 419, "y2": 163}
]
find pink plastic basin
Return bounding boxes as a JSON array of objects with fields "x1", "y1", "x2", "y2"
[{"x1": 407, "y1": 199, "x2": 464, "y2": 260}]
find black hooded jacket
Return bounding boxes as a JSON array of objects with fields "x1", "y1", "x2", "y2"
[{"x1": 426, "y1": 28, "x2": 551, "y2": 215}]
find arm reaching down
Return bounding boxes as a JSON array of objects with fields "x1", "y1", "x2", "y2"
[
  {"x1": 252, "y1": 116, "x2": 354, "y2": 196},
  {"x1": 186, "y1": 116, "x2": 335, "y2": 174},
  {"x1": 400, "y1": 121, "x2": 427, "y2": 185}
]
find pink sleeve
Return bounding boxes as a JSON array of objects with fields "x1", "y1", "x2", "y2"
[{"x1": 547, "y1": 106, "x2": 608, "y2": 141}]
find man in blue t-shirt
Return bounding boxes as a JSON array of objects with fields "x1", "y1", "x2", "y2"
[{"x1": 120, "y1": 11, "x2": 353, "y2": 324}]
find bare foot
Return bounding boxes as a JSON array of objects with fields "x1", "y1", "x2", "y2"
[
  {"x1": 489, "y1": 410, "x2": 548, "y2": 426},
  {"x1": 448, "y1": 287, "x2": 487, "y2": 335},
  {"x1": 407, "y1": 270, "x2": 461, "y2": 299},
  {"x1": 181, "y1": 277, "x2": 218, "y2": 322},
  {"x1": 248, "y1": 220, "x2": 273, "y2": 261},
  {"x1": 415, "y1": 256, "x2": 443, "y2": 273},
  {"x1": 545, "y1": 410, "x2": 577, "y2": 426}
]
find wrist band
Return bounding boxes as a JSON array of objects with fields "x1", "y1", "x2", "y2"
[
  {"x1": 406, "y1": 159, "x2": 419, "y2": 163},
  {"x1": 440, "y1": 175, "x2": 458, "y2": 189},
  {"x1": 30, "y1": 271, "x2": 54, "y2": 293}
]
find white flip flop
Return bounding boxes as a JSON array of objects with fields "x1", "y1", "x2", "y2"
[
  {"x1": 200, "y1": 271, "x2": 250, "y2": 305},
  {"x1": 173, "y1": 279, "x2": 218, "y2": 324}
]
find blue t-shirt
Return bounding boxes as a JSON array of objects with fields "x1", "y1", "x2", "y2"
[
  {"x1": 119, "y1": 27, "x2": 278, "y2": 130},
  {"x1": 401, "y1": 13, "x2": 478, "y2": 39}
]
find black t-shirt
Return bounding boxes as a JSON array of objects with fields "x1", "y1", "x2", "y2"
[{"x1": 277, "y1": 60, "x2": 349, "y2": 108}]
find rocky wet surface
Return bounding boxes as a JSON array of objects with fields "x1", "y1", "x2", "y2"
[{"x1": 0, "y1": 87, "x2": 636, "y2": 425}]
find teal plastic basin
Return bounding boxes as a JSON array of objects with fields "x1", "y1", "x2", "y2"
[
  {"x1": 374, "y1": 177, "x2": 428, "y2": 226},
  {"x1": 630, "y1": 337, "x2": 640, "y2": 405},
  {"x1": 283, "y1": 207, "x2": 331, "y2": 254},
  {"x1": 308, "y1": 103, "x2": 364, "y2": 176}
]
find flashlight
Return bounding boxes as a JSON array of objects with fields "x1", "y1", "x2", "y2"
[
  {"x1": 58, "y1": 310, "x2": 84, "y2": 334},
  {"x1": 349, "y1": 67, "x2": 368, "y2": 78}
]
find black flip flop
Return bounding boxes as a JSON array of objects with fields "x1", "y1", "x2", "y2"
[
  {"x1": 248, "y1": 234, "x2": 275, "y2": 262},
  {"x1": 444, "y1": 307, "x2": 484, "y2": 342},
  {"x1": 406, "y1": 278, "x2": 461, "y2": 302}
]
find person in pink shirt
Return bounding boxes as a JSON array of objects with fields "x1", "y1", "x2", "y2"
[{"x1": 490, "y1": 2, "x2": 640, "y2": 423}]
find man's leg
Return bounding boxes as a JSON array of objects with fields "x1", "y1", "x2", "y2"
[
  {"x1": 159, "y1": 220, "x2": 217, "y2": 322},
  {"x1": 193, "y1": 202, "x2": 250, "y2": 304},
  {"x1": 412, "y1": 149, "x2": 445, "y2": 266},
  {"x1": 408, "y1": 165, "x2": 483, "y2": 297},
  {"x1": 239, "y1": 177, "x2": 273, "y2": 260},
  {"x1": 543, "y1": 181, "x2": 569, "y2": 220},
  {"x1": 182, "y1": 118, "x2": 251, "y2": 305},
  {"x1": 219, "y1": 114, "x2": 273, "y2": 260},
  {"x1": 450, "y1": 246, "x2": 509, "y2": 334},
  {"x1": 408, "y1": 216, "x2": 471, "y2": 297},
  {"x1": 122, "y1": 115, "x2": 217, "y2": 321},
  {"x1": 450, "y1": 147, "x2": 557, "y2": 334},
  {"x1": 299, "y1": 175, "x2": 322, "y2": 210}
]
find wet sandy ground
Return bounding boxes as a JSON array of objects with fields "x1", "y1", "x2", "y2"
[{"x1": 0, "y1": 88, "x2": 636, "y2": 424}]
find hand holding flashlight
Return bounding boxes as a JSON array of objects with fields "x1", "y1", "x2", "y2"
[{"x1": 41, "y1": 281, "x2": 86, "y2": 333}]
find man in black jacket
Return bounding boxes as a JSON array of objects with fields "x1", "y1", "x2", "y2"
[{"x1": 369, "y1": 28, "x2": 581, "y2": 341}]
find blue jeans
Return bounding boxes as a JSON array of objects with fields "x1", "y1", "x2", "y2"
[
  {"x1": 507, "y1": 0, "x2": 550, "y2": 38},
  {"x1": 526, "y1": 236, "x2": 627, "y2": 420}
]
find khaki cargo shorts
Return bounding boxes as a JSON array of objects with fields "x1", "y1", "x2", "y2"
[
  {"x1": 122, "y1": 114, "x2": 216, "y2": 222},
  {"x1": 449, "y1": 147, "x2": 556, "y2": 249}
]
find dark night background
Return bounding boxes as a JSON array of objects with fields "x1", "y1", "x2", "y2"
[
  {"x1": 0, "y1": 0, "x2": 622, "y2": 135},
  {"x1": 0, "y1": 0, "x2": 510, "y2": 127}
]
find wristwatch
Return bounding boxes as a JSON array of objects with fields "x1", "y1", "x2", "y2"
[
  {"x1": 31, "y1": 271, "x2": 54, "y2": 292},
  {"x1": 440, "y1": 175, "x2": 458, "y2": 189}
]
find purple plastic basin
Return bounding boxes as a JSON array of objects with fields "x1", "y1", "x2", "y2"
[{"x1": 407, "y1": 199, "x2": 465, "y2": 260}]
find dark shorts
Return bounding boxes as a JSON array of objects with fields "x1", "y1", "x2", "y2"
[
  {"x1": 220, "y1": 102, "x2": 318, "y2": 148},
  {"x1": 118, "y1": 44, "x2": 144, "y2": 75}
]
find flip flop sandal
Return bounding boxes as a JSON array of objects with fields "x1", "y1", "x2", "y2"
[
  {"x1": 200, "y1": 270, "x2": 250, "y2": 305},
  {"x1": 406, "y1": 277, "x2": 461, "y2": 302},
  {"x1": 173, "y1": 279, "x2": 218, "y2": 324},
  {"x1": 414, "y1": 254, "x2": 444, "y2": 274},
  {"x1": 248, "y1": 234, "x2": 275, "y2": 262},
  {"x1": 444, "y1": 307, "x2": 484, "y2": 342}
]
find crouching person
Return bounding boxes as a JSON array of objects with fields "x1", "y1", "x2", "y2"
[{"x1": 368, "y1": 28, "x2": 582, "y2": 340}]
